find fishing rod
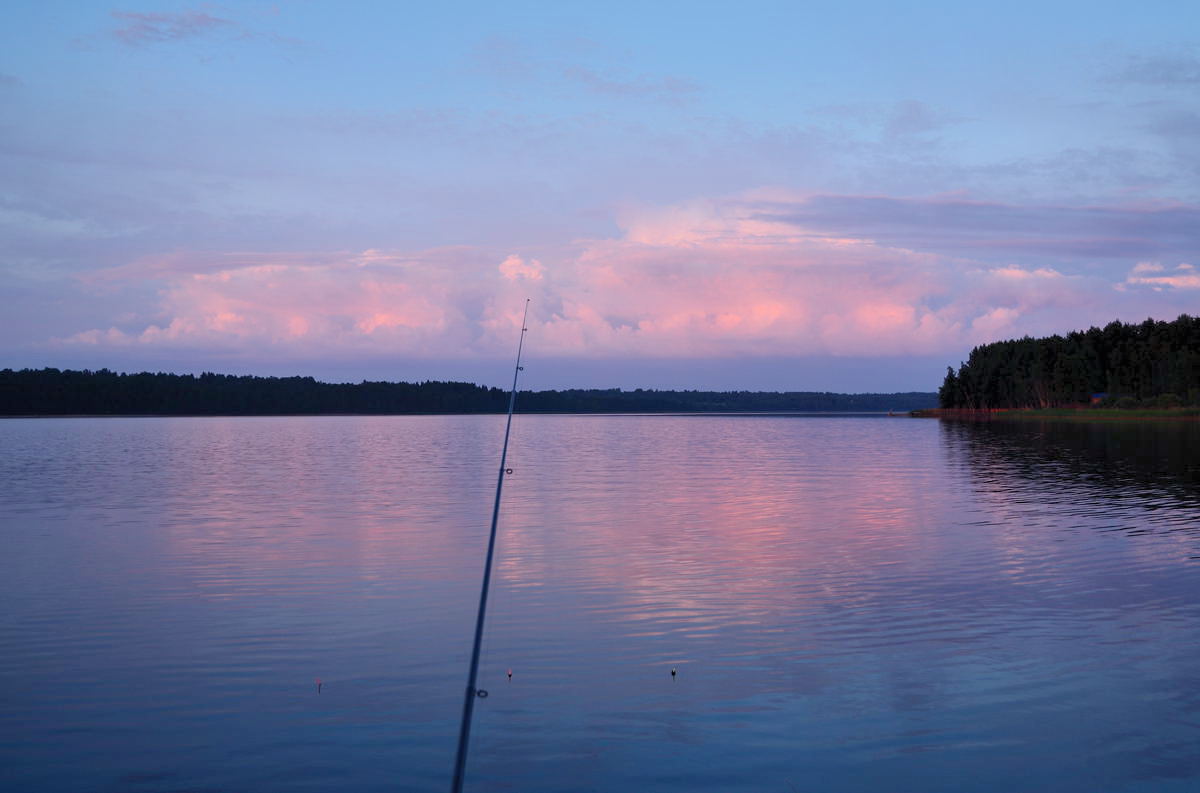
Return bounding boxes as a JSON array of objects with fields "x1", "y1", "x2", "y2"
[{"x1": 450, "y1": 298, "x2": 530, "y2": 793}]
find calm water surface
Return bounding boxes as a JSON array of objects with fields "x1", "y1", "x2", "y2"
[{"x1": 2, "y1": 415, "x2": 1199, "y2": 792}]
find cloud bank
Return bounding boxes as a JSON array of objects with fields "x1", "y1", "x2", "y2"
[{"x1": 56, "y1": 193, "x2": 1197, "y2": 370}]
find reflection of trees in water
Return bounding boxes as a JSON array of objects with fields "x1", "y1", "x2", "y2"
[{"x1": 939, "y1": 419, "x2": 1200, "y2": 517}]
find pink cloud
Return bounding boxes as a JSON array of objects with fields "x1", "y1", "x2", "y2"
[
  {"x1": 499, "y1": 254, "x2": 544, "y2": 281},
  {"x1": 59, "y1": 194, "x2": 1191, "y2": 363},
  {"x1": 990, "y1": 266, "x2": 1065, "y2": 280},
  {"x1": 1124, "y1": 262, "x2": 1200, "y2": 290}
]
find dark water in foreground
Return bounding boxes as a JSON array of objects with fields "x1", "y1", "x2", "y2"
[{"x1": 2, "y1": 415, "x2": 1198, "y2": 792}]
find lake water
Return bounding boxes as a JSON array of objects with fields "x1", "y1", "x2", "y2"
[{"x1": 2, "y1": 415, "x2": 1199, "y2": 792}]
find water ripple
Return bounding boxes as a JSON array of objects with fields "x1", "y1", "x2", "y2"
[{"x1": 2, "y1": 415, "x2": 1199, "y2": 792}]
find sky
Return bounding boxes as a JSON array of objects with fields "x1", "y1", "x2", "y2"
[{"x1": 2, "y1": 1, "x2": 1198, "y2": 391}]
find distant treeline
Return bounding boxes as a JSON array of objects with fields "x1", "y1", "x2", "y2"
[
  {"x1": 0, "y1": 368, "x2": 937, "y2": 416},
  {"x1": 939, "y1": 314, "x2": 1200, "y2": 409}
]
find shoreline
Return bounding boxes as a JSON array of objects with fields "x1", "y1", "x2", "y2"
[
  {"x1": 911, "y1": 407, "x2": 1200, "y2": 421},
  {"x1": 0, "y1": 410, "x2": 908, "y2": 419}
]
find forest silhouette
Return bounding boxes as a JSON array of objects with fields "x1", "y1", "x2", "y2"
[
  {"x1": 0, "y1": 368, "x2": 935, "y2": 416},
  {"x1": 939, "y1": 314, "x2": 1200, "y2": 409}
]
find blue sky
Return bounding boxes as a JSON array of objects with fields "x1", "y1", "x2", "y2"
[{"x1": 2, "y1": 1, "x2": 1198, "y2": 390}]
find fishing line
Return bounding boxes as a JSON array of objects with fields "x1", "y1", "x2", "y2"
[{"x1": 450, "y1": 299, "x2": 530, "y2": 793}]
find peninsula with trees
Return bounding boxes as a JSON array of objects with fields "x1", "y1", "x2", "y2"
[{"x1": 937, "y1": 314, "x2": 1199, "y2": 413}]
